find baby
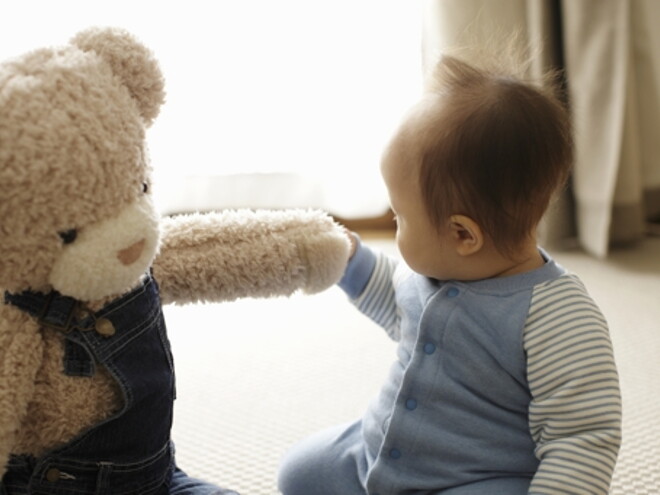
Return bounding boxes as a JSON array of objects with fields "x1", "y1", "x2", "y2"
[{"x1": 278, "y1": 54, "x2": 622, "y2": 494}]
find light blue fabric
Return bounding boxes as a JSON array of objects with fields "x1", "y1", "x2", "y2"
[
  {"x1": 278, "y1": 421, "x2": 532, "y2": 495},
  {"x1": 348, "y1": 244, "x2": 561, "y2": 493},
  {"x1": 283, "y1": 243, "x2": 555, "y2": 494},
  {"x1": 338, "y1": 234, "x2": 377, "y2": 299},
  {"x1": 278, "y1": 422, "x2": 368, "y2": 495},
  {"x1": 282, "y1": 241, "x2": 620, "y2": 494}
]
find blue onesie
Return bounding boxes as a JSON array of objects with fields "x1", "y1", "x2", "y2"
[{"x1": 278, "y1": 241, "x2": 622, "y2": 495}]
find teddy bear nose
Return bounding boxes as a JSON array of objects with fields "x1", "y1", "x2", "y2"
[{"x1": 117, "y1": 239, "x2": 146, "y2": 266}]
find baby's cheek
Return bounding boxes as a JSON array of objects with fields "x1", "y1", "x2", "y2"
[{"x1": 396, "y1": 234, "x2": 414, "y2": 265}]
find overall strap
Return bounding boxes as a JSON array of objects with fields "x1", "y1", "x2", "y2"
[
  {"x1": 4, "y1": 289, "x2": 86, "y2": 332},
  {"x1": 4, "y1": 289, "x2": 96, "y2": 376}
]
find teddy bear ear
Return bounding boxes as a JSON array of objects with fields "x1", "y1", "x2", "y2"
[{"x1": 71, "y1": 27, "x2": 165, "y2": 126}]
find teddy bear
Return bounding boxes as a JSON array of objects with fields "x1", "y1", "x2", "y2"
[{"x1": 0, "y1": 27, "x2": 349, "y2": 494}]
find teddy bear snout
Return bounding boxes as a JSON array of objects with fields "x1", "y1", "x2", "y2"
[{"x1": 117, "y1": 239, "x2": 146, "y2": 266}]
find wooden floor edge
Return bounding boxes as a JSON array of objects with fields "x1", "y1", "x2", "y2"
[{"x1": 331, "y1": 209, "x2": 396, "y2": 235}]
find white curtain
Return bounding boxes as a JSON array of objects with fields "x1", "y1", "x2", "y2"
[
  {"x1": 1, "y1": 0, "x2": 423, "y2": 219},
  {"x1": 563, "y1": 0, "x2": 660, "y2": 254},
  {"x1": 423, "y1": 0, "x2": 660, "y2": 257}
]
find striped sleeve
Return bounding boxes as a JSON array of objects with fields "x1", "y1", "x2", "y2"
[
  {"x1": 352, "y1": 251, "x2": 401, "y2": 341},
  {"x1": 524, "y1": 274, "x2": 622, "y2": 495}
]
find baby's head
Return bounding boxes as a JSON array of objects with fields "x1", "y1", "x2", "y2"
[{"x1": 382, "y1": 54, "x2": 573, "y2": 280}]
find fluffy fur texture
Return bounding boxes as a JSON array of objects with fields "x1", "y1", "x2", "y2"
[
  {"x1": 155, "y1": 209, "x2": 350, "y2": 304},
  {"x1": 0, "y1": 27, "x2": 349, "y2": 475}
]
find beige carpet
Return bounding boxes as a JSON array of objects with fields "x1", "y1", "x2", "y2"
[{"x1": 167, "y1": 236, "x2": 660, "y2": 495}]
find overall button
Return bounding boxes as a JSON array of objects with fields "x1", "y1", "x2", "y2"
[
  {"x1": 46, "y1": 467, "x2": 60, "y2": 482},
  {"x1": 405, "y1": 398, "x2": 418, "y2": 411},
  {"x1": 95, "y1": 318, "x2": 116, "y2": 337},
  {"x1": 389, "y1": 448, "x2": 402, "y2": 460},
  {"x1": 423, "y1": 343, "x2": 436, "y2": 355},
  {"x1": 446, "y1": 287, "x2": 460, "y2": 298}
]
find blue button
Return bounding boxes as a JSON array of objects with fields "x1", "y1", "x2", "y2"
[
  {"x1": 423, "y1": 343, "x2": 436, "y2": 355},
  {"x1": 447, "y1": 287, "x2": 460, "y2": 298},
  {"x1": 405, "y1": 399, "x2": 418, "y2": 410},
  {"x1": 389, "y1": 448, "x2": 402, "y2": 459}
]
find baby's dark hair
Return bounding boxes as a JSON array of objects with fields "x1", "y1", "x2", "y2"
[{"x1": 419, "y1": 54, "x2": 573, "y2": 257}]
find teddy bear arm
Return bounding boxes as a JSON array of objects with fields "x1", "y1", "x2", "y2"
[
  {"x1": 0, "y1": 306, "x2": 44, "y2": 476},
  {"x1": 152, "y1": 210, "x2": 350, "y2": 305}
]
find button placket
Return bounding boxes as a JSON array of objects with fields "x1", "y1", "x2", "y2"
[
  {"x1": 389, "y1": 448, "x2": 402, "y2": 460},
  {"x1": 446, "y1": 286, "x2": 460, "y2": 298},
  {"x1": 380, "y1": 285, "x2": 455, "y2": 484}
]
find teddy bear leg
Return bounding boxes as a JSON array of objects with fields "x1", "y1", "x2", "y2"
[{"x1": 170, "y1": 465, "x2": 240, "y2": 495}]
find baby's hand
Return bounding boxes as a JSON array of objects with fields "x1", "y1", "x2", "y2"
[{"x1": 344, "y1": 229, "x2": 358, "y2": 259}]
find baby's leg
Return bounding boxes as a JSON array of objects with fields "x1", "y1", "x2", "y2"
[
  {"x1": 439, "y1": 476, "x2": 531, "y2": 495},
  {"x1": 278, "y1": 421, "x2": 367, "y2": 495}
]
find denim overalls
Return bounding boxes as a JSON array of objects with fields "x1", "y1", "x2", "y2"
[{"x1": 2, "y1": 274, "x2": 237, "y2": 495}]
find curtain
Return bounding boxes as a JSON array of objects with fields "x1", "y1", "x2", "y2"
[{"x1": 423, "y1": 0, "x2": 660, "y2": 257}]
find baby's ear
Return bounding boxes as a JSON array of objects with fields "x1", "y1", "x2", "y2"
[
  {"x1": 449, "y1": 215, "x2": 484, "y2": 256},
  {"x1": 71, "y1": 27, "x2": 165, "y2": 126}
]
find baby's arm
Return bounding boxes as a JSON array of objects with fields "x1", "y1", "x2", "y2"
[
  {"x1": 338, "y1": 234, "x2": 401, "y2": 340},
  {"x1": 524, "y1": 275, "x2": 622, "y2": 494}
]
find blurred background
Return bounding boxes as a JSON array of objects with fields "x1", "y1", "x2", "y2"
[
  {"x1": 0, "y1": 0, "x2": 421, "y2": 222},
  {"x1": 2, "y1": 0, "x2": 659, "y2": 258}
]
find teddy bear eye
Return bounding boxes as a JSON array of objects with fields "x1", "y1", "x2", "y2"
[
  {"x1": 59, "y1": 229, "x2": 78, "y2": 245},
  {"x1": 142, "y1": 182, "x2": 149, "y2": 194}
]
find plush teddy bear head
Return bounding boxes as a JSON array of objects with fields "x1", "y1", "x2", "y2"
[{"x1": 0, "y1": 27, "x2": 165, "y2": 302}]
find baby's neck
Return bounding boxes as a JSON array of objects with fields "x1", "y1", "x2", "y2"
[
  {"x1": 490, "y1": 248, "x2": 545, "y2": 278},
  {"x1": 456, "y1": 238, "x2": 544, "y2": 281}
]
